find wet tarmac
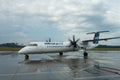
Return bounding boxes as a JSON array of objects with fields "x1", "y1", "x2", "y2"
[{"x1": 0, "y1": 51, "x2": 120, "y2": 80}]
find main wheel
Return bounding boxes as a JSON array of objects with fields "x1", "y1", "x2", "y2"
[
  {"x1": 84, "y1": 52, "x2": 88, "y2": 59},
  {"x1": 59, "y1": 52, "x2": 63, "y2": 56}
]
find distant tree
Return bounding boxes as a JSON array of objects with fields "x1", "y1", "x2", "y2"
[
  {"x1": 0, "y1": 43, "x2": 24, "y2": 48},
  {"x1": 96, "y1": 45, "x2": 120, "y2": 48},
  {"x1": 96, "y1": 45, "x2": 107, "y2": 48}
]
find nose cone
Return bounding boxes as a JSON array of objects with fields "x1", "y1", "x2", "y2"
[
  {"x1": 18, "y1": 49, "x2": 24, "y2": 54},
  {"x1": 18, "y1": 47, "x2": 27, "y2": 54},
  {"x1": 18, "y1": 49, "x2": 23, "y2": 54}
]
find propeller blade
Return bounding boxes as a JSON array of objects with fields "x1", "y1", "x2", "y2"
[
  {"x1": 73, "y1": 35, "x2": 75, "y2": 42},
  {"x1": 76, "y1": 39, "x2": 80, "y2": 43},
  {"x1": 68, "y1": 39, "x2": 72, "y2": 42},
  {"x1": 68, "y1": 35, "x2": 80, "y2": 51}
]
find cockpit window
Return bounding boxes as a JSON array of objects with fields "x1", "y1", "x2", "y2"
[{"x1": 28, "y1": 44, "x2": 38, "y2": 46}]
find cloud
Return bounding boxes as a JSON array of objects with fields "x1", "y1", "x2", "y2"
[{"x1": 0, "y1": 0, "x2": 120, "y2": 45}]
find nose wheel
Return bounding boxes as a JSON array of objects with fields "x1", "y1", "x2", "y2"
[{"x1": 25, "y1": 55, "x2": 29, "y2": 60}]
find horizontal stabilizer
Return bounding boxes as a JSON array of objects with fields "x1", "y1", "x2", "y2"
[
  {"x1": 87, "y1": 31, "x2": 109, "y2": 34},
  {"x1": 83, "y1": 37, "x2": 120, "y2": 42}
]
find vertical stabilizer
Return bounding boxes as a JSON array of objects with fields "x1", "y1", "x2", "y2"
[
  {"x1": 87, "y1": 31, "x2": 109, "y2": 44},
  {"x1": 93, "y1": 32, "x2": 99, "y2": 44}
]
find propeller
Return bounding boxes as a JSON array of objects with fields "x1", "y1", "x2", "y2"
[
  {"x1": 68, "y1": 35, "x2": 80, "y2": 51},
  {"x1": 46, "y1": 38, "x2": 51, "y2": 42}
]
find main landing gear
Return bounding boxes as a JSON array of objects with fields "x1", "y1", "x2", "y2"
[
  {"x1": 25, "y1": 55, "x2": 29, "y2": 60},
  {"x1": 84, "y1": 51, "x2": 88, "y2": 59},
  {"x1": 59, "y1": 52, "x2": 63, "y2": 56},
  {"x1": 83, "y1": 47, "x2": 88, "y2": 59}
]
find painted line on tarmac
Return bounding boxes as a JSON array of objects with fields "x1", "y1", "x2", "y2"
[{"x1": 75, "y1": 75, "x2": 120, "y2": 80}]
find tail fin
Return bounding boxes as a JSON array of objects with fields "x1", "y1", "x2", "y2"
[
  {"x1": 93, "y1": 32, "x2": 99, "y2": 44},
  {"x1": 87, "y1": 31, "x2": 109, "y2": 44}
]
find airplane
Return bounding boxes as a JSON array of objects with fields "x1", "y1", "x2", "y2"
[{"x1": 18, "y1": 31, "x2": 120, "y2": 60}]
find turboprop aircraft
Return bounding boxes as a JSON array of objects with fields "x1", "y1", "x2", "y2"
[{"x1": 18, "y1": 31, "x2": 120, "y2": 60}]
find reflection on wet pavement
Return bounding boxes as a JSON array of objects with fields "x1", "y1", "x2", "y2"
[{"x1": 0, "y1": 51, "x2": 120, "y2": 80}]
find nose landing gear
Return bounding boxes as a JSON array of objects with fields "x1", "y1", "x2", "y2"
[{"x1": 25, "y1": 55, "x2": 29, "y2": 60}]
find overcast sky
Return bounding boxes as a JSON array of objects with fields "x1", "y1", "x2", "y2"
[{"x1": 0, "y1": 0, "x2": 120, "y2": 45}]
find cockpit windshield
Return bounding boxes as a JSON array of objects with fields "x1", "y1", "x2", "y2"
[{"x1": 27, "y1": 43, "x2": 38, "y2": 46}]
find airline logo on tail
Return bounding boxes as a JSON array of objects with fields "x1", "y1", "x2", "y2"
[{"x1": 93, "y1": 32, "x2": 100, "y2": 44}]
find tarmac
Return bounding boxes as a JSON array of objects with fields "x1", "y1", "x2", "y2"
[{"x1": 0, "y1": 51, "x2": 120, "y2": 80}]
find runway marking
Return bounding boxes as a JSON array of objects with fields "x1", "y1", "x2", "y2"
[
  {"x1": 75, "y1": 75, "x2": 120, "y2": 80},
  {"x1": 0, "y1": 65, "x2": 93, "y2": 76}
]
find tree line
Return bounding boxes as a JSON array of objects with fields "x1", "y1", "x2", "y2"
[
  {"x1": 96, "y1": 45, "x2": 120, "y2": 48},
  {"x1": 0, "y1": 43, "x2": 24, "y2": 48}
]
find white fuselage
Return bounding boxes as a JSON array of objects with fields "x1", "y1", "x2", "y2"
[{"x1": 18, "y1": 41, "x2": 98, "y2": 55}]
